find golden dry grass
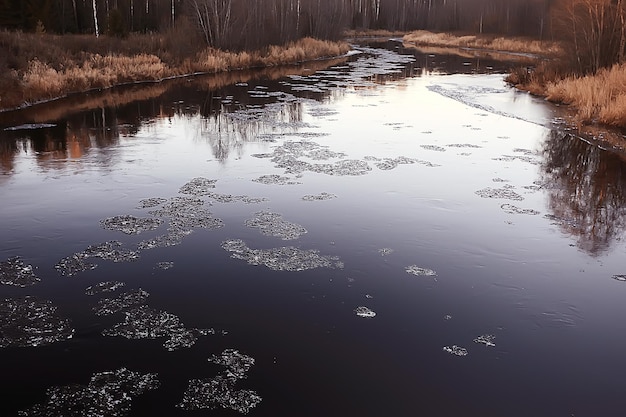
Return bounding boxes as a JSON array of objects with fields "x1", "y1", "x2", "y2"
[
  {"x1": 0, "y1": 31, "x2": 350, "y2": 110},
  {"x1": 545, "y1": 64, "x2": 626, "y2": 127},
  {"x1": 403, "y1": 30, "x2": 562, "y2": 56}
]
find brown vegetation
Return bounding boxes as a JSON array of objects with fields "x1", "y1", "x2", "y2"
[
  {"x1": 0, "y1": 30, "x2": 349, "y2": 110},
  {"x1": 403, "y1": 30, "x2": 562, "y2": 56}
]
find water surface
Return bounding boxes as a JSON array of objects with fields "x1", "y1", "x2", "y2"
[{"x1": 2, "y1": 42, "x2": 626, "y2": 417}]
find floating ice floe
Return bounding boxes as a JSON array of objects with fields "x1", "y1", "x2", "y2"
[
  {"x1": 447, "y1": 143, "x2": 482, "y2": 148},
  {"x1": 179, "y1": 177, "x2": 218, "y2": 196},
  {"x1": 375, "y1": 156, "x2": 417, "y2": 171},
  {"x1": 443, "y1": 345, "x2": 468, "y2": 356},
  {"x1": 500, "y1": 204, "x2": 540, "y2": 215},
  {"x1": 138, "y1": 229, "x2": 192, "y2": 250},
  {"x1": 85, "y1": 281, "x2": 126, "y2": 296},
  {"x1": 252, "y1": 174, "x2": 301, "y2": 185},
  {"x1": 147, "y1": 196, "x2": 224, "y2": 233},
  {"x1": 94, "y1": 289, "x2": 150, "y2": 316},
  {"x1": 473, "y1": 334, "x2": 496, "y2": 347},
  {"x1": 302, "y1": 192, "x2": 337, "y2": 201},
  {"x1": 492, "y1": 178, "x2": 510, "y2": 183},
  {"x1": 4, "y1": 123, "x2": 56, "y2": 131},
  {"x1": 18, "y1": 368, "x2": 159, "y2": 417},
  {"x1": 405, "y1": 265, "x2": 437, "y2": 276},
  {"x1": 244, "y1": 211, "x2": 307, "y2": 240},
  {"x1": 421, "y1": 145, "x2": 446, "y2": 152},
  {"x1": 100, "y1": 215, "x2": 163, "y2": 235},
  {"x1": 205, "y1": 192, "x2": 267, "y2": 204},
  {"x1": 0, "y1": 256, "x2": 40, "y2": 287},
  {"x1": 475, "y1": 187, "x2": 524, "y2": 201},
  {"x1": 443, "y1": 315, "x2": 452, "y2": 320},
  {"x1": 137, "y1": 197, "x2": 167, "y2": 209},
  {"x1": 102, "y1": 305, "x2": 210, "y2": 351},
  {"x1": 378, "y1": 248, "x2": 394, "y2": 256},
  {"x1": 492, "y1": 155, "x2": 540, "y2": 165},
  {"x1": 612, "y1": 275, "x2": 626, "y2": 282},
  {"x1": 221, "y1": 239, "x2": 342, "y2": 271},
  {"x1": 156, "y1": 261, "x2": 174, "y2": 270},
  {"x1": 0, "y1": 296, "x2": 74, "y2": 348},
  {"x1": 178, "y1": 349, "x2": 261, "y2": 414},
  {"x1": 55, "y1": 241, "x2": 139, "y2": 276},
  {"x1": 354, "y1": 306, "x2": 376, "y2": 318}
]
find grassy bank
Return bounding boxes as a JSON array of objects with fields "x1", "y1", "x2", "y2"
[
  {"x1": 403, "y1": 30, "x2": 562, "y2": 56},
  {"x1": 0, "y1": 29, "x2": 349, "y2": 111}
]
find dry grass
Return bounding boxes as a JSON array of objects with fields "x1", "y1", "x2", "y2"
[
  {"x1": 0, "y1": 31, "x2": 350, "y2": 110},
  {"x1": 544, "y1": 64, "x2": 626, "y2": 127},
  {"x1": 403, "y1": 30, "x2": 562, "y2": 56}
]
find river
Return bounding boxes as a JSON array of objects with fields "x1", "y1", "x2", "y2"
[{"x1": 1, "y1": 40, "x2": 626, "y2": 417}]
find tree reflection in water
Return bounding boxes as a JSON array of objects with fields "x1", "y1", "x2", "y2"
[{"x1": 541, "y1": 130, "x2": 626, "y2": 255}]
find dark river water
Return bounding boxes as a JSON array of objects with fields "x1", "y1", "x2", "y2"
[{"x1": 2, "y1": 41, "x2": 626, "y2": 417}]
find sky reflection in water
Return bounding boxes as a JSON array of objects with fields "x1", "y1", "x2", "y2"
[{"x1": 1, "y1": 42, "x2": 626, "y2": 416}]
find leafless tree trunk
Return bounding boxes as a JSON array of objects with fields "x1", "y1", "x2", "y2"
[{"x1": 92, "y1": 0, "x2": 99, "y2": 36}]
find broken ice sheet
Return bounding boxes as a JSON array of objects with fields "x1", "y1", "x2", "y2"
[
  {"x1": 221, "y1": 239, "x2": 342, "y2": 271},
  {"x1": 55, "y1": 241, "x2": 139, "y2": 276},
  {"x1": 473, "y1": 334, "x2": 496, "y2": 347},
  {"x1": 94, "y1": 289, "x2": 150, "y2": 316},
  {"x1": 156, "y1": 261, "x2": 174, "y2": 270},
  {"x1": 137, "y1": 229, "x2": 192, "y2": 250},
  {"x1": 405, "y1": 265, "x2": 437, "y2": 276},
  {"x1": 244, "y1": 211, "x2": 307, "y2": 240},
  {"x1": 18, "y1": 368, "x2": 159, "y2": 417},
  {"x1": 302, "y1": 192, "x2": 337, "y2": 201},
  {"x1": 0, "y1": 296, "x2": 74, "y2": 348},
  {"x1": 354, "y1": 306, "x2": 376, "y2": 318},
  {"x1": 100, "y1": 215, "x2": 163, "y2": 235},
  {"x1": 0, "y1": 256, "x2": 40, "y2": 287},
  {"x1": 102, "y1": 305, "x2": 209, "y2": 351},
  {"x1": 252, "y1": 174, "x2": 301, "y2": 185},
  {"x1": 137, "y1": 197, "x2": 167, "y2": 209},
  {"x1": 421, "y1": 145, "x2": 446, "y2": 152},
  {"x1": 85, "y1": 281, "x2": 126, "y2": 296},
  {"x1": 178, "y1": 177, "x2": 218, "y2": 196},
  {"x1": 443, "y1": 345, "x2": 468, "y2": 356},
  {"x1": 375, "y1": 156, "x2": 416, "y2": 171},
  {"x1": 178, "y1": 349, "x2": 261, "y2": 414},
  {"x1": 612, "y1": 275, "x2": 626, "y2": 282},
  {"x1": 205, "y1": 192, "x2": 267, "y2": 204},
  {"x1": 378, "y1": 248, "x2": 394, "y2": 256},
  {"x1": 475, "y1": 187, "x2": 524, "y2": 201},
  {"x1": 500, "y1": 204, "x2": 540, "y2": 215}
]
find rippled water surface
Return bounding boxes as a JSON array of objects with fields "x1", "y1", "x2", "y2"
[{"x1": 2, "y1": 41, "x2": 626, "y2": 416}]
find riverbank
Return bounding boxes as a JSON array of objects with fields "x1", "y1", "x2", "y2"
[{"x1": 0, "y1": 30, "x2": 349, "y2": 111}]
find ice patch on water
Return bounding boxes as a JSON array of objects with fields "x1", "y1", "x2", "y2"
[
  {"x1": 421, "y1": 145, "x2": 446, "y2": 152},
  {"x1": 85, "y1": 281, "x2": 126, "y2": 296},
  {"x1": 100, "y1": 215, "x2": 163, "y2": 235},
  {"x1": 375, "y1": 156, "x2": 416, "y2": 171},
  {"x1": 0, "y1": 296, "x2": 73, "y2": 348},
  {"x1": 0, "y1": 256, "x2": 40, "y2": 287},
  {"x1": 179, "y1": 177, "x2": 218, "y2": 196},
  {"x1": 55, "y1": 241, "x2": 139, "y2": 276},
  {"x1": 492, "y1": 155, "x2": 540, "y2": 165},
  {"x1": 473, "y1": 334, "x2": 496, "y2": 347},
  {"x1": 156, "y1": 261, "x2": 174, "y2": 270},
  {"x1": 178, "y1": 349, "x2": 261, "y2": 414},
  {"x1": 378, "y1": 248, "x2": 394, "y2": 256},
  {"x1": 475, "y1": 187, "x2": 524, "y2": 201},
  {"x1": 94, "y1": 289, "x2": 150, "y2": 316},
  {"x1": 205, "y1": 192, "x2": 267, "y2": 204},
  {"x1": 444, "y1": 315, "x2": 452, "y2": 320},
  {"x1": 103, "y1": 305, "x2": 209, "y2": 351},
  {"x1": 252, "y1": 174, "x2": 301, "y2": 185},
  {"x1": 447, "y1": 143, "x2": 483, "y2": 148},
  {"x1": 18, "y1": 368, "x2": 159, "y2": 417},
  {"x1": 354, "y1": 306, "x2": 376, "y2": 318},
  {"x1": 138, "y1": 229, "x2": 192, "y2": 250},
  {"x1": 405, "y1": 265, "x2": 437, "y2": 276},
  {"x1": 147, "y1": 196, "x2": 224, "y2": 233},
  {"x1": 302, "y1": 192, "x2": 337, "y2": 201},
  {"x1": 221, "y1": 239, "x2": 342, "y2": 271},
  {"x1": 501, "y1": 204, "x2": 540, "y2": 215},
  {"x1": 4, "y1": 123, "x2": 56, "y2": 131},
  {"x1": 612, "y1": 275, "x2": 626, "y2": 282},
  {"x1": 245, "y1": 211, "x2": 307, "y2": 240},
  {"x1": 443, "y1": 345, "x2": 468, "y2": 356},
  {"x1": 137, "y1": 198, "x2": 167, "y2": 209}
]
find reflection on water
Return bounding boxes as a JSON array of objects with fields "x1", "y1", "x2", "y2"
[
  {"x1": 3, "y1": 42, "x2": 626, "y2": 417},
  {"x1": 542, "y1": 130, "x2": 626, "y2": 255}
]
